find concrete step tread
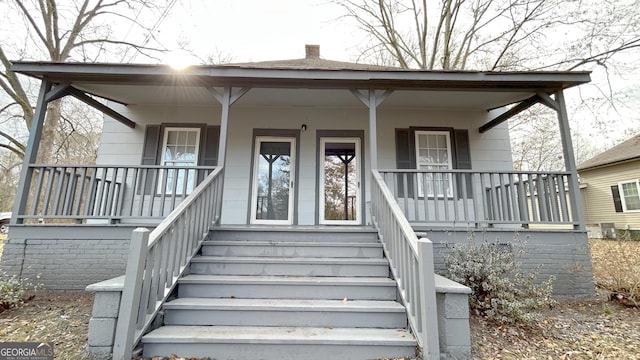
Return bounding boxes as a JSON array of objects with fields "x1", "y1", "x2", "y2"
[
  {"x1": 142, "y1": 326, "x2": 416, "y2": 346},
  {"x1": 164, "y1": 298, "x2": 406, "y2": 312},
  {"x1": 179, "y1": 274, "x2": 395, "y2": 286},
  {"x1": 214, "y1": 226, "x2": 378, "y2": 234},
  {"x1": 191, "y1": 256, "x2": 388, "y2": 265},
  {"x1": 202, "y1": 240, "x2": 382, "y2": 247}
]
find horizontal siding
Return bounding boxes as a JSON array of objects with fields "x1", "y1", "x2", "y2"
[
  {"x1": 580, "y1": 160, "x2": 640, "y2": 230},
  {"x1": 96, "y1": 103, "x2": 221, "y2": 165}
]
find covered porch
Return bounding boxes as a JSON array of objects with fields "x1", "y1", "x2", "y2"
[{"x1": 8, "y1": 62, "x2": 589, "y2": 232}]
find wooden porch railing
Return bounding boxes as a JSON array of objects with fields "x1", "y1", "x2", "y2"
[
  {"x1": 371, "y1": 170, "x2": 440, "y2": 359},
  {"x1": 112, "y1": 167, "x2": 224, "y2": 359},
  {"x1": 379, "y1": 169, "x2": 579, "y2": 229},
  {"x1": 17, "y1": 164, "x2": 216, "y2": 223}
]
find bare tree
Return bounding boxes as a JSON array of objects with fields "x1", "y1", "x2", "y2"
[
  {"x1": 0, "y1": 0, "x2": 172, "y2": 164},
  {"x1": 335, "y1": 0, "x2": 640, "y2": 71},
  {"x1": 335, "y1": 0, "x2": 640, "y2": 170}
]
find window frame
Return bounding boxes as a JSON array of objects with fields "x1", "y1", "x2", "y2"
[
  {"x1": 618, "y1": 179, "x2": 640, "y2": 212},
  {"x1": 413, "y1": 130, "x2": 454, "y2": 198},
  {"x1": 158, "y1": 127, "x2": 202, "y2": 195}
]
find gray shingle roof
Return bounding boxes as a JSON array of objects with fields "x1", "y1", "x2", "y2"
[
  {"x1": 578, "y1": 133, "x2": 640, "y2": 170},
  {"x1": 222, "y1": 57, "x2": 399, "y2": 71}
]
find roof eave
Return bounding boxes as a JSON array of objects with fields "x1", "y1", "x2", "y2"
[
  {"x1": 578, "y1": 156, "x2": 640, "y2": 172},
  {"x1": 9, "y1": 61, "x2": 591, "y2": 91}
]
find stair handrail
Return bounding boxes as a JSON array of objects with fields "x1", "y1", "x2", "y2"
[
  {"x1": 371, "y1": 169, "x2": 440, "y2": 360},
  {"x1": 112, "y1": 166, "x2": 225, "y2": 359}
]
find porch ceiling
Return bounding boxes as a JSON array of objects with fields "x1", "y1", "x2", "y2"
[
  {"x1": 11, "y1": 61, "x2": 590, "y2": 110},
  {"x1": 69, "y1": 84, "x2": 534, "y2": 109}
]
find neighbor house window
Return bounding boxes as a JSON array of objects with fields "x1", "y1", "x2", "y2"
[
  {"x1": 160, "y1": 127, "x2": 201, "y2": 194},
  {"x1": 619, "y1": 180, "x2": 640, "y2": 212},
  {"x1": 414, "y1": 131, "x2": 453, "y2": 197}
]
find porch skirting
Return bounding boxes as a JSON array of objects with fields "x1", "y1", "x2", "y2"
[
  {"x1": 1, "y1": 225, "x2": 594, "y2": 295},
  {"x1": 423, "y1": 228, "x2": 595, "y2": 296},
  {"x1": 0, "y1": 225, "x2": 141, "y2": 290}
]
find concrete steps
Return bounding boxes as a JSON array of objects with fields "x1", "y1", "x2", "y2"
[
  {"x1": 141, "y1": 227, "x2": 416, "y2": 359},
  {"x1": 163, "y1": 298, "x2": 407, "y2": 328},
  {"x1": 190, "y1": 255, "x2": 390, "y2": 277},
  {"x1": 142, "y1": 326, "x2": 416, "y2": 360}
]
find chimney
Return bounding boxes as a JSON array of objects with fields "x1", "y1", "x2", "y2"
[{"x1": 305, "y1": 44, "x2": 320, "y2": 59}]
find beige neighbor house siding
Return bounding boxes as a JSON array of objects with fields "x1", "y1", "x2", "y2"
[{"x1": 580, "y1": 160, "x2": 640, "y2": 231}]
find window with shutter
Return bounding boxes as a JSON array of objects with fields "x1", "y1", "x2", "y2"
[
  {"x1": 618, "y1": 180, "x2": 640, "y2": 212},
  {"x1": 141, "y1": 124, "x2": 220, "y2": 195},
  {"x1": 395, "y1": 127, "x2": 471, "y2": 198}
]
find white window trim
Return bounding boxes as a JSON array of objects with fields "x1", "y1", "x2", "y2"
[
  {"x1": 414, "y1": 130, "x2": 453, "y2": 198},
  {"x1": 159, "y1": 127, "x2": 201, "y2": 195},
  {"x1": 618, "y1": 179, "x2": 640, "y2": 213}
]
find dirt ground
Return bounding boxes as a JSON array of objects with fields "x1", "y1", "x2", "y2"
[
  {"x1": 471, "y1": 293, "x2": 640, "y2": 359},
  {"x1": 0, "y1": 291, "x2": 93, "y2": 359}
]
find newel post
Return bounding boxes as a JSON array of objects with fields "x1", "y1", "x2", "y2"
[
  {"x1": 112, "y1": 228, "x2": 149, "y2": 359},
  {"x1": 418, "y1": 238, "x2": 440, "y2": 360}
]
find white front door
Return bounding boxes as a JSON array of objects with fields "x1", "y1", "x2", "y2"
[
  {"x1": 319, "y1": 137, "x2": 361, "y2": 225},
  {"x1": 250, "y1": 136, "x2": 296, "y2": 225}
]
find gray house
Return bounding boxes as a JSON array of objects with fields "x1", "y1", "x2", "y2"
[{"x1": 3, "y1": 46, "x2": 594, "y2": 359}]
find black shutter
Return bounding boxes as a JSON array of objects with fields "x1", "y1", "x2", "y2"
[
  {"x1": 453, "y1": 129, "x2": 473, "y2": 198},
  {"x1": 611, "y1": 185, "x2": 624, "y2": 212},
  {"x1": 395, "y1": 129, "x2": 415, "y2": 197},
  {"x1": 140, "y1": 125, "x2": 161, "y2": 195},
  {"x1": 141, "y1": 125, "x2": 161, "y2": 165},
  {"x1": 198, "y1": 126, "x2": 220, "y2": 181},
  {"x1": 201, "y1": 126, "x2": 220, "y2": 166}
]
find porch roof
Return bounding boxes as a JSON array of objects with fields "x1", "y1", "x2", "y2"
[{"x1": 11, "y1": 61, "x2": 590, "y2": 111}]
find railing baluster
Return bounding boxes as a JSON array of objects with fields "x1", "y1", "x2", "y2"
[
  {"x1": 516, "y1": 173, "x2": 530, "y2": 224},
  {"x1": 51, "y1": 167, "x2": 67, "y2": 215},
  {"x1": 73, "y1": 167, "x2": 88, "y2": 217},
  {"x1": 442, "y1": 172, "x2": 450, "y2": 222},
  {"x1": 557, "y1": 174, "x2": 570, "y2": 222},
  {"x1": 41, "y1": 167, "x2": 55, "y2": 215},
  {"x1": 547, "y1": 175, "x2": 561, "y2": 222},
  {"x1": 30, "y1": 166, "x2": 46, "y2": 216},
  {"x1": 105, "y1": 168, "x2": 118, "y2": 218}
]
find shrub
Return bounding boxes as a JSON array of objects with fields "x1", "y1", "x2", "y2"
[
  {"x1": 590, "y1": 239, "x2": 640, "y2": 306},
  {"x1": 444, "y1": 233, "x2": 555, "y2": 324},
  {"x1": 0, "y1": 272, "x2": 40, "y2": 312}
]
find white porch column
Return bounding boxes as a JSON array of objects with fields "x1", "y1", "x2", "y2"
[
  {"x1": 210, "y1": 86, "x2": 250, "y2": 167},
  {"x1": 555, "y1": 90, "x2": 586, "y2": 230},
  {"x1": 368, "y1": 89, "x2": 378, "y2": 169},
  {"x1": 218, "y1": 87, "x2": 232, "y2": 167},
  {"x1": 11, "y1": 79, "x2": 52, "y2": 224}
]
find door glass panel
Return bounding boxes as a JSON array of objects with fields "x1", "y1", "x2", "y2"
[
  {"x1": 255, "y1": 141, "x2": 291, "y2": 221},
  {"x1": 323, "y1": 142, "x2": 357, "y2": 221}
]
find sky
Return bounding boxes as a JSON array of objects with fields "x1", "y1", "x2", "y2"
[{"x1": 155, "y1": 0, "x2": 359, "y2": 65}]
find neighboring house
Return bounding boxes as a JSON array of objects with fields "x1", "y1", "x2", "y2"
[
  {"x1": 578, "y1": 133, "x2": 640, "y2": 240},
  {"x1": 1, "y1": 46, "x2": 595, "y2": 358}
]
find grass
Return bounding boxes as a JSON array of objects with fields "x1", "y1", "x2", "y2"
[{"x1": 590, "y1": 238, "x2": 640, "y2": 306}]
